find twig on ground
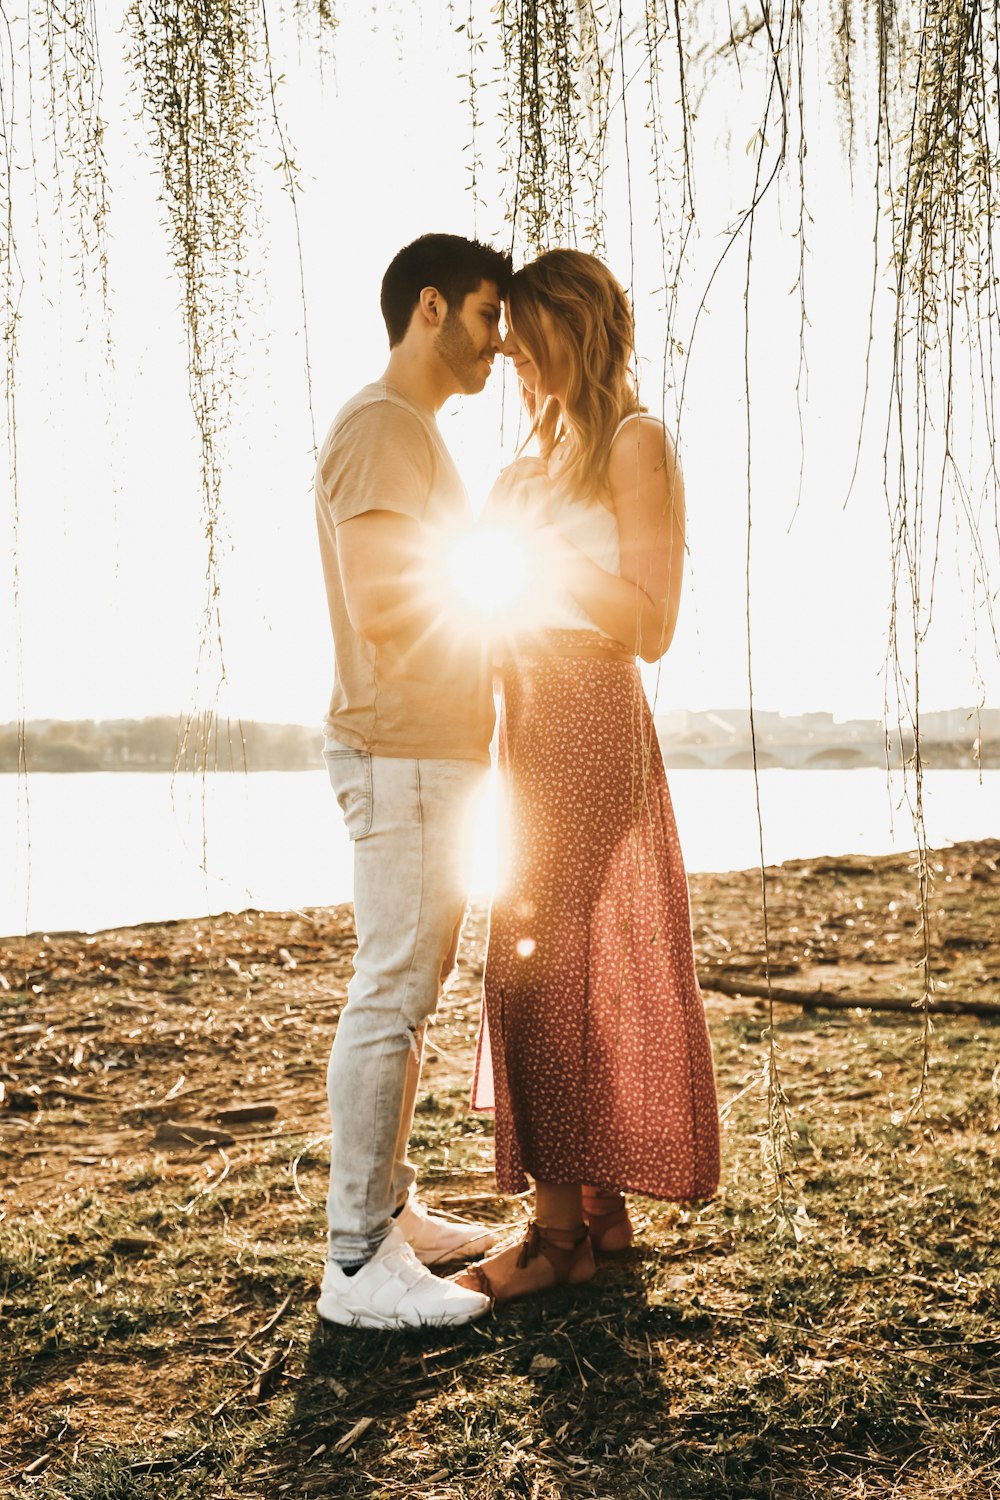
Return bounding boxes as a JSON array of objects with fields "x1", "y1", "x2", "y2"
[{"x1": 233, "y1": 1291, "x2": 294, "y2": 1355}]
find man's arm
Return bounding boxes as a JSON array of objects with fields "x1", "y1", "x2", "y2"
[
  {"x1": 336, "y1": 508, "x2": 440, "y2": 651},
  {"x1": 320, "y1": 400, "x2": 445, "y2": 654}
]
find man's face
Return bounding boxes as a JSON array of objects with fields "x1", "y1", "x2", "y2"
[{"x1": 434, "y1": 281, "x2": 503, "y2": 394}]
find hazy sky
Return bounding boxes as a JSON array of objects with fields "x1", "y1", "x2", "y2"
[{"x1": 2, "y1": 1, "x2": 997, "y2": 728}]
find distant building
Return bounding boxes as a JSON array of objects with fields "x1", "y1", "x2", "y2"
[
  {"x1": 652, "y1": 705, "x2": 998, "y2": 769},
  {"x1": 920, "y1": 708, "x2": 978, "y2": 740}
]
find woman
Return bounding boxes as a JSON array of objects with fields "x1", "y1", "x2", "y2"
[{"x1": 457, "y1": 248, "x2": 720, "y2": 1304}]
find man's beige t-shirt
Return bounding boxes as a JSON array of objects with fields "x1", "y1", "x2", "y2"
[{"x1": 315, "y1": 382, "x2": 494, "y2": 763}]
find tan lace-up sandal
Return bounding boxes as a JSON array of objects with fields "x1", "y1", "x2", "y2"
[
  {"x1": 582, "y1": 1190, "x2": 633, "y2": 1253},
  {"x1": 461, "y1": 1220, "x2": 594, "y2": 1305}
]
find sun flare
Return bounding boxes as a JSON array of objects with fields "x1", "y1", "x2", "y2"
[{"x1": 446, "y1": 524, "x2": 535, "y2": 622}]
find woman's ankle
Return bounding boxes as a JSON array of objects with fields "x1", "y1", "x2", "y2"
[
  {"x1": 582, "y1": 1187, "x2": 626, "y2": 1214},
  {"x1": 534, "y1": 1182, "x2": 584, "y2": 1232}
]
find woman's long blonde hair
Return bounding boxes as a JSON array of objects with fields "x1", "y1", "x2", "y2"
[{"x1": 507, "y1": 248, "x2": 641, "y2": 502}]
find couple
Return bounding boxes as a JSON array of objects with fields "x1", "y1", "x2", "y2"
[{"x1": 313, "y1": 232, "x2": 720, "y2": 1331}]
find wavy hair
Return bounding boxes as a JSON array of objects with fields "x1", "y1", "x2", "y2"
[{"x1": 506, "y1": 248, "x2": 641, "y2": 501}]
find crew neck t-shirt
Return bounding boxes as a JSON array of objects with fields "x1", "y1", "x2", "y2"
[{"x1": 314, "y1": 382, "x2": 494, "y2": 763}]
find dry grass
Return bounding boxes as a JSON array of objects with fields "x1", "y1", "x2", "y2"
[{"x1": 1, "y1": 843, "x2": 997, "y2": 1498}]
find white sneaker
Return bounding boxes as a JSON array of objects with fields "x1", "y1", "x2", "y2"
[
  {"x1": 317, "y1": 1223, "x2": 490, "y2": 1330},
  {"x1": 395, "y1": 1193, "x2": 501, "y2": 1267}
]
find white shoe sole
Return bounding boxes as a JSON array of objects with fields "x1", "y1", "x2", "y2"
[{"x1": 316, "y1": 1295, "x2": 489, "y2": 1331}]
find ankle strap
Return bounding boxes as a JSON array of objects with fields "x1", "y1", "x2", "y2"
[{"x1": 516, "y1": 1220, "x2": 590, "y2": 1277}]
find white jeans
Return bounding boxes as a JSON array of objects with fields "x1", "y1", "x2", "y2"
[{"x1": 323, "y1": 739, "x2": 485, "y2": 1264}]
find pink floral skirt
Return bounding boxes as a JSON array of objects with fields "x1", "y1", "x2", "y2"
[{"x1": 472, "y1": 645, "x2": 720, "y2": 1201}]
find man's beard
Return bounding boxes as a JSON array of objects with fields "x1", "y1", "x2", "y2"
[{"x1": 435, "y1": 310, "x2": 488, "y2": 393}]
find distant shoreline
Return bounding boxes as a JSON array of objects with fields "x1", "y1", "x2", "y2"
[
  {"x1": 2, "y1": 711, "x2": 998, "y2": 774},
  {"x1": 1, "y1": 758, "x2": 998, "y2": 773}
]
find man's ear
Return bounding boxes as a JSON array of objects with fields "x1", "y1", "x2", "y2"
[{"x1": 417, "y1": 285, "x2": 447, "y2": 327}]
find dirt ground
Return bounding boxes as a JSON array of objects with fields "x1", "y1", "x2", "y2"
[{"x1": 1, "y1": 842, "x2": 997, "y2": 1498}]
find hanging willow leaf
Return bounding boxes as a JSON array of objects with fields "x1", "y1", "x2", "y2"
[
  {"x1": 1, "y1": 1, "x2": 26, "y2": 805},
  {"x1": 128, "y1": 0, "x2": 262, "y2": 690},
  {"x1": 35, "y1": 0, "x2": 110, "y2": 308},
  {"x1": 294, "y1": 0, "x2": 337, "y2": 51},
  {"x1": 498, "y1": 0, "x2": 611, "y2": 254},
  {"x1": 879, "y1": 0, "x2": 1000, "y2": 1110}
]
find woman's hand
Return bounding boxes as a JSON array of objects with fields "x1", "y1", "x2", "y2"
[{"x1": 484, "y1": 455, "x2": 549, "y2": 519}]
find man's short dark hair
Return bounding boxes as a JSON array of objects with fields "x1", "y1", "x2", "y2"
[{"x1": 380, "y1": 233, "x2": 513, "y2": 347}]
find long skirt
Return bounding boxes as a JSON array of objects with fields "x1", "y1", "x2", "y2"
[{"x1": 472, "y1": 647, "x2": 721, "y2": 1201}]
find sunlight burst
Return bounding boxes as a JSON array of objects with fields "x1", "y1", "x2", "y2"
[{"x1": 446, "y1": 524, "x2": 534, "y2": 623}]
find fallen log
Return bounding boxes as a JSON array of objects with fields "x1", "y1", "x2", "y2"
[{"x1": 699, "y1": 976, "x2": 1000, "y2": 1018}]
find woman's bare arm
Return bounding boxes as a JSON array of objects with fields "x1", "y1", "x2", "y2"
[{"x1": 551, "y1": 418, "x2": 686, "y2": 663}]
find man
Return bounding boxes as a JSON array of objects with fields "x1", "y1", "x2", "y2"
[{"x1": 314, "y1": 233, "x2": 512, "y2": 1329}]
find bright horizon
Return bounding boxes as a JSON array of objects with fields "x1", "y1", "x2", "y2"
[{"x1": 3, "y1": 703, "x2": 997, "y2": 730}]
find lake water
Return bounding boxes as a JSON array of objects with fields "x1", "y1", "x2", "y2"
[{"x1": 1, "y1": 768, "x2": 997, "y2": 937}]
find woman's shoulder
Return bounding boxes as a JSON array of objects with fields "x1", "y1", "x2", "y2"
[
  {"x1": 608, "y1": 411, "x2": 675, "y2": 470},
  {"x1": 610, "y1": 410, "x2": 670, "y2": 446},
  {"x1": 606, "y1": 413, "x2": 680, "y2": 517}
]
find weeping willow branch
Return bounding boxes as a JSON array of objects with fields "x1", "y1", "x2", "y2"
[
  {"x1": 0, "y1": 1, "x2": 20, "y2": 491},
  {"x1": 643, "y1": 2, "x2": 693, "y2": 414},
  {"x1": 0, "y1": 0, "x2": 28, "y2": 922},
  {"x1": 260, "y1": 0, "x2": 315, "y2": 454},
  {"x1": 293, "y1": 0, "x2": 337, "y2": 53},
  {"x1": 742, "y1": 0, "x2": 801, "y2": 1225},
  {"x1": 875, "y1": 0, "x2": 1000, "y2": 1110},
  {"x1": 129, "y1": 0, "x2": 262, "y2": 706},
  {"x1": 688, "y1": 0, "x2": 998, "y2": 1140},
  {"x1": 36, "y1": 0, "x2": 110, "y2": 312},
  {"x1": 458, "y1": 2, "x2": 487, "y2": 235},
  {"x1": 499, "y1": 0, "x2": 611, "y2": 255}
]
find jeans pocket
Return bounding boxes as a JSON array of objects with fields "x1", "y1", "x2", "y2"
[{"x1": 323, "y1": 741, "x2": 373, "y2": 840}]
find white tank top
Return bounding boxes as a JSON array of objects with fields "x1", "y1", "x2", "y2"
[{"x1": 486, "y1": 414, "x2": 657, "y2": 635}]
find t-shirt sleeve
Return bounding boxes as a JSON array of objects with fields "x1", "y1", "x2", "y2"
[{"x1": 317, "y1": 402, "x2": 434, "y2": 527}]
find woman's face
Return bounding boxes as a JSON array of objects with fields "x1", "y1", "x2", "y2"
[{"x1": 502, "y1": 303, "x2": 569, "y2": 405}]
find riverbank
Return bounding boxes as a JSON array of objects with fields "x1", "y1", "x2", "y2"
[
  {"x1": 4, "y1": 708, "x2": 999, "y2": 772},
  {"x1": 1, "y1": 843, "x2": 997, "y2": 1497}
]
